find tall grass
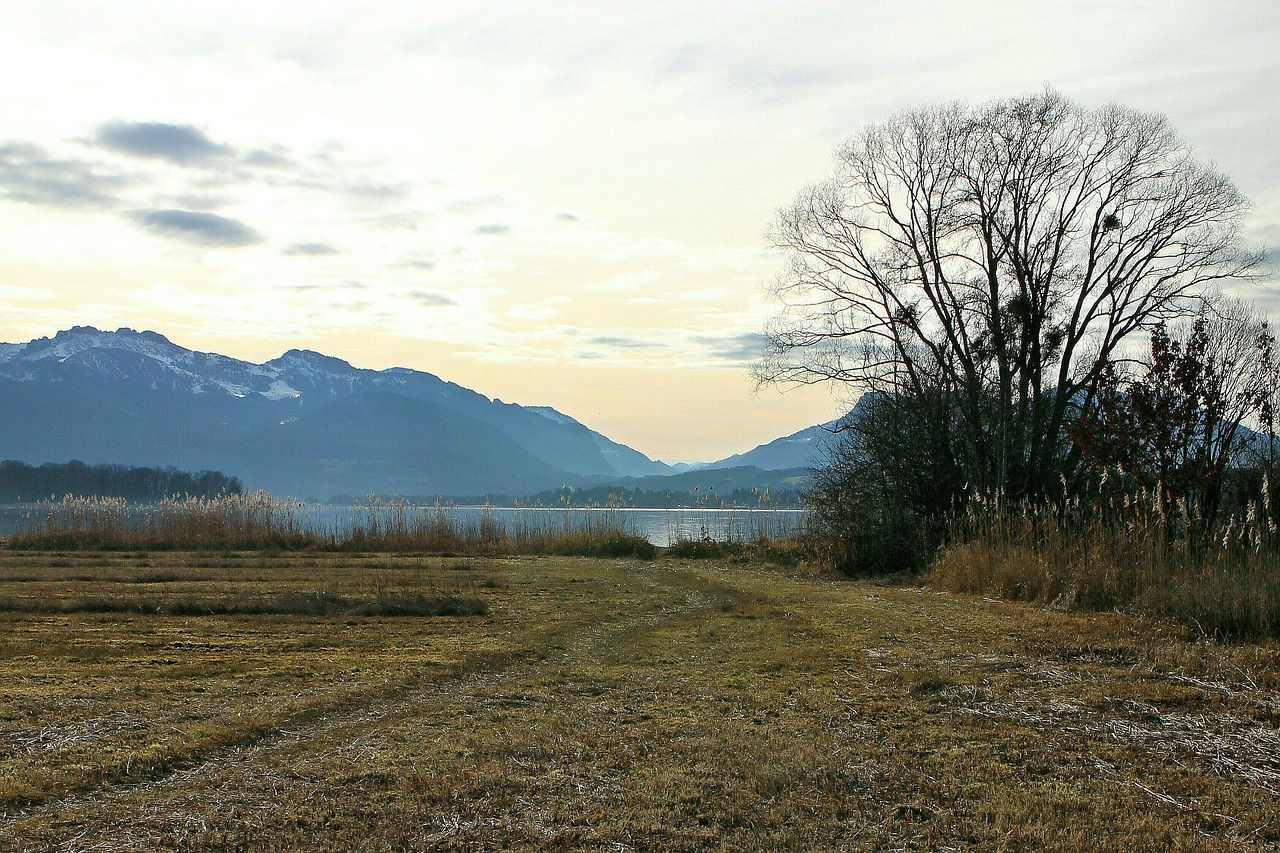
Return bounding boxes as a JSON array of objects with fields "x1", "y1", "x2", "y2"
[
  {"x1": 930, "y1": 486, "x2": 1280, "y2": 639},
  {"x1": 4, "y1": 494, "x2": 655, "y2": 558}
]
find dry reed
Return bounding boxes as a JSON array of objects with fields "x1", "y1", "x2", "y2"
[
  {"x1": 930, "y1": 487, "x2": 1280, "y2": 639},
  {"x1": 4, "y1": 493, "x2": 656, "y2": 557}
]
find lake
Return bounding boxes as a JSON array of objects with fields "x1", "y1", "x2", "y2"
[{"x1": 0, "y1": 504, "x2": 806, "y2": 547}]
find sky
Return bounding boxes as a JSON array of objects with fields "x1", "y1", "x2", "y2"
[{"x1": 0, "y1": 1, "x2": 1277, "y2": 463}]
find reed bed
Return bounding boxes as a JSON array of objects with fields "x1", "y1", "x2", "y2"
[
  {"x1": 662, "y1": 505, "x2": 805, "y2": 547},
  {"x1": 3, "y1": 494, "x2": 655, "y2": 557},
  {"x1": 930, "y1": 487, "x2": 1280, "y2": 639},
  {"x1": 659, "y1": 505, "x2": 806, "y2": 564}
]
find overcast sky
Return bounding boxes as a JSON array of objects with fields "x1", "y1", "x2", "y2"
[{"x1": 1, "y1": 0, "x2": 1276, "y2": 462}]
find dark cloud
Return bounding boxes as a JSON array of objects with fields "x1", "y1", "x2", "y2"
[
  {"x1": 589, "y1": 335, "x2": 664, "y2": 349},
  {"x1": 392, "y1": 256, "x2": 435, "y2": 270},
  {"x1": 408, "y1": 289, "x2": 457, "y2": 306},
  {"x1": 126, "y1": 208, "x2": 262, "y2": 247},
  {"x1": 283, "y1": 241, "x2": 340, "y2": 256},
  {"x1": 694, "y1": 332, "x2": 767, "y2": 363},
  {"x1": 475, "y1": 223, "x2": 512, "y2": 235},
  {"x1": 0, "y1": 141, "x2": 126, "y2": 208},
  {"x1": 241, "y1": 146, "x2": 295, "y2": 169},
  {"x1": 163, "y1": 192, "x2": 232, "y2": 211},
  {"x1": 97, "y1": 121, "x2": 234, "y2": 166}
]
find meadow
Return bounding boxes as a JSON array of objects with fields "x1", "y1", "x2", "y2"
[{"x1": 1, "y1": 548, "x2": 1277, "y2": 851}]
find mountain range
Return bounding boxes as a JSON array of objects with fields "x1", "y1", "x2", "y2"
[{"x1": 0, "y1": 327, "x2": 830, "y2": 499}]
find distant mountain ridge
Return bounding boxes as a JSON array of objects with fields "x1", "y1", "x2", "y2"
[
  {"x1": 701, "y1": 420, "x2": 841, "y2": 471},
  {"x1": 0, "y1": 326, "x2": 672, "y2": 498}
]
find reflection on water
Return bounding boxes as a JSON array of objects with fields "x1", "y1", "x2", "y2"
[{"x1": 0, "y1": 504, "x2": 805, "y2": 548}]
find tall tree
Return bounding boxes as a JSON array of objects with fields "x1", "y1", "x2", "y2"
[
  {"x1": 1068, "y1": 298, "x2": 1279, "y2": 530},
  {"x1": 756, "y1": 90, "x2": 1259, "y2": 502}
]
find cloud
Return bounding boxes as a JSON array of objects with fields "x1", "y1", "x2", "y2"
[
  {"x1": 241, "y1": 146, "x2": 295, "y2": 169},
  {"x1": 392, "y1": 255, "x2": 435, "y2": 270},
  {"x1": 446, "y1": 194, "x2": 507, "y2": 214},
  {"x1": 588, "y1": 335, "x2": 665, "y2": 349},
  {"x1": 0, "y1": 284, "x2": 55, "y2": 301},
  {"x1": 0, "y1": 141, "x2": 126, "y2": 208},
  {"x1": 694, "y1": 332, "x2": 767, "y2": 363},
  {"x1": 680, "y1": 286, "x2": 727, "y2": 303},
  {"x1": 583, "y1": 270, "x2": 662, "y2": 293},
  {"x1": 275, "y1": 279, "x2": 368, "y2": 291},
  {"x1": 282, "y1": 241, "x2": 340, "y2": 256},
  {"x1": 358, "y1": 211, "x2": 423, "y2": 230},
  {"x1": 475, "y1": 223, "x2": 512, "y2": 235},
  {"x1": 126, "y1": 208, "x2": 263, "y2": 247},
  {"x1": 408, "y1": 289, "x2": 457, "y2": 306},
  {"x1": 96, "y1": 121, "x2": 234, "y2": 166},
  {"x1": 272, "y1": 170, "x2": 410, "y2": 202},
  {"x1": 507, "y1": 303, "x2": 560, "y2": 321}
]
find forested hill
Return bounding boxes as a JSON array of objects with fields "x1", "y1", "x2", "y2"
[{"x1": 0, "y1": 460, "x2": 243, "y2": 503}]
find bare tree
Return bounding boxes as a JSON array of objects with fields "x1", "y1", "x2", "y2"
[{"x1": 756, "y1": 90, "x2": 1259, "y2": 500}]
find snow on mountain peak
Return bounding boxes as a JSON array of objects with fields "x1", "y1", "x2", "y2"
[
  {"x1": 1, "y1": 326, "x2": 309, "y2": 401},
  {"x1": 18, "y1": 325, "x2": 188, "y2": 366},
  {"x1": 268, "y1": 348, "x2": 360, "y2": 378}
]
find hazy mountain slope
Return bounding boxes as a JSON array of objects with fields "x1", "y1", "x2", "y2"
[
  {"x1": 587, "y1": 465, "x2": 811, "y2": 495},
  {"x1": 527, "y1": 406, "x2": 671, "y2": 478},
  {"x1": 705, "y1": 421, "x2": 840, "y2": 471},
  {"x1": 244, "y1": 391, "x2": 571, "y2": 498}
]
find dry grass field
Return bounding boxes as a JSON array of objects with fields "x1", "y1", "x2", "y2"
[{"x1": 1, "y1": 550, "x2": 1278, "y2": 851}]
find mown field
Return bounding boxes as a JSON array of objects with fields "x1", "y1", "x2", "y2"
[{"x1": 1, "y1": 551, "x2": 1278, "y2": 851}]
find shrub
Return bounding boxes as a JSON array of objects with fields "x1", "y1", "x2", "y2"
[{"x1": 664, "y1": 538, "x2": 742, "y2": 560}]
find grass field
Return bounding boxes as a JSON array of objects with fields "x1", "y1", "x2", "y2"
[{"x1": 1, "y1": 551, "x2": 1278, "y2": 851}]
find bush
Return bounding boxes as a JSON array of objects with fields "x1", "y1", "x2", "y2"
[
  {"x1": 664, "y1": 539, "x2": 742, "y2": 560},
  {"x1": 801, "y1": 392, "x2": 959, "y2": 576}
]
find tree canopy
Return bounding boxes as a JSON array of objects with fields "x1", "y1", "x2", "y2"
[
  {"x1": 0, "y1": 460, "x2": 243, "y2": 503},
  {"x1": 757, "y1": 90, "x2": 1260, "y2": 500}
]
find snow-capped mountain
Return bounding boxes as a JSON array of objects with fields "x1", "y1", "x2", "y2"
[{"x1": 0, "y1": 326, "x2": 671, "y2": 498}]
